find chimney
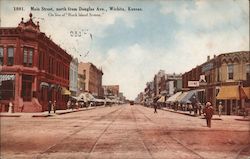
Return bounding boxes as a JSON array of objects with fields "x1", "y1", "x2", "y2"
[
  {"x1": 214, "y1": 54, "x2": 216, "y2": 58},
  {"x1": 207, "y1": 55, "x2": 210, "y2": 61}
]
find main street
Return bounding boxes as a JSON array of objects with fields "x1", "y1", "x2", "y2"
[{"x1": 1, "y1": 105, "x2": 249, "y2": 159}]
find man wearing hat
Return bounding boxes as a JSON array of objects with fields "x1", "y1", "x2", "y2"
[
  {"x1": 203, "y1": 102, "x2": 214, "y2": 128},
  {"x1": 218, "y1": 102, "x2": 223, "y2": 117}
]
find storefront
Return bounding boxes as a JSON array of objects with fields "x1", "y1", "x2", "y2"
[{"x1": 216, "y1": 85, "x2": 248, "y2": 115}]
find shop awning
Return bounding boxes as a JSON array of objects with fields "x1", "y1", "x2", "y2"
[
  {"x1": 179, "y1": 90, "x2": 197, "y2": 104},
  {"x1": 61, "y1": 87, "x2": 71, "y2": 95},
  {"x1": 77, "y1": 92, "x2": 95, "y2": 102},
  {"x1": 40, "y1": 82, "x2": 49, "y2": 88},
  {"x1": 176, "y1": 92, "x2": 189, "y2": 103},
  {"x1": 216, "y1": 86, "x2": 248, "y2": 100},
  {"x1": 166, "y1": 92, "x2": 182, "y2": 103},
  {"x1": 243, "y1": 87, "x2": 250, "y2": 99},
  {"x1": 157, "y1": 96, "x2": 165, "y2": 103},
  {"x1": 0, "y1": 74, "x2": 15, "y2": 82},
  {"x1": 153, "y1": 96, "x2": 161, "y2": 102}
]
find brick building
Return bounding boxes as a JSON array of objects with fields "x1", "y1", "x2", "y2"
[
  {"x1": 78, "y1": 62, "x2": 104, "y2": 97},
  {"x1": 0, "y1": 13, "x2": 72, "y2": 112},
  {"x1": 182, "y1": 51, "x2": 250, "y2": 115}
]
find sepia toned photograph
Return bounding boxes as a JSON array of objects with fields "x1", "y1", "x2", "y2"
[{"x1": 0, "y1": 0, "x2": 249, "y2": 158}]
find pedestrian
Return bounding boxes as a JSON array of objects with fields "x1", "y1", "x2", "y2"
[
  {"x1": 75, "y1": 101, "x2": 79, "y2": 110},
  {"x1": 203, "y1": 102, "x2": 214, "y2": 128},
  {"x1": 236, "y1": 105, "x2": 240, "y2": 115},
  {"x1": 48, "y1": 101, "x2": 52, "y2": 114},
  {"x1": 8, "y1": 100, "x2": 14, "y2": 113},
  {"x1": 218, "y1": 102, "x2": 223, "y2": 117},
  {"x1": 67, "y1": 100, "x2": 71, "y2": 110},
  {"x1": 154, "y1": 104, "x2": 157, "y2": 113},
  {"x1": 52, "y1": 101, "x2": 56, "y2": 113},
  {"x1": 193, "y1": 102, "x2": 198, "y2": 115},
  {"x1": 71, "y1": 101, "x2": 75, "y2": 110},
  {"x1": 188, "y1": 103, "x2": 193, "y2": 114},
  {"x1": 198, "y1": 102, "x2": 202, "y2": 116}
]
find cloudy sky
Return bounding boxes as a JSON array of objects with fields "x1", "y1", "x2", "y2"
[{"x1": 1, "y1": 0, "x2": 249, "y2": 100}]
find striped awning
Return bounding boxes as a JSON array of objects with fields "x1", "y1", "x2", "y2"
[
  {"x1": 166, "y1": 92, "x2": 183, "y2": 103},
  {"x1": 157, "y1": 96, "x2": 165, "y2": 103}
]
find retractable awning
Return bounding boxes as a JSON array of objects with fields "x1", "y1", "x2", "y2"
[
  {"x1": 179, "y1": 90, "x2": 197, "y2": 104},
  {"x1": 61, "y1": 87, "x2": 71, "y2": 95},
  {"x1": 216, "y1": 86, "x2": 248, "y2": 100},
  {"x1": 176, "y1": 92, "x2": 189, "y2": 103},
  {"x1": 243, "y1": 87, "x2": 250, "y2": 99},
  {"x1": 157, "y1": 96, "x2": 165, "y2": 103},
  {"x1": 166, "y1": 92, "x2": 182, "y2": 103}
]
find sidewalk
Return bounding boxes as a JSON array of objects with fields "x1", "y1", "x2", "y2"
[
  {"x1": 0, "y1": 106, "x2": 105, "y2": 118},
  {"x1": 160, "y1": 107, "x2": 250, "y2": 121}
]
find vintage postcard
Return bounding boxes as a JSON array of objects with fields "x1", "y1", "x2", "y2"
[{"x1": 0, "y1": 0, "x2": 249, "y2": 158}]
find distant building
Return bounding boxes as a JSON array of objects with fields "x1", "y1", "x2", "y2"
[
  {"x1": 154, "y1": 70, "x2": 165, "y2": 97},
  {"x1": 144, "y1": 81, "x2": 154, "y2": 105},
  {"x1": 103, "y1": 85, "x2": 119, "y2": 97},
  {"x1": 118, "y1": 92, "x2": 126, "y2": 102},
  {"x1": 78, "y1": 62, "x2": 103, "y2": 97},
  {"x1": 69, "y1": 58, "x2": 78, "y2": 96},
  {"x1": 0, "y1": 13, "x2": 72, "y2": 112},
  {"x1": 135, "y1": 92, "x2": 144, "y2": 104},
  {"x1": 160, "y1": 73, "x2": 182, "y2": 97}
]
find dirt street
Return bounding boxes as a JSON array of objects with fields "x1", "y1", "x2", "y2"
[{"x1": 1, "y1": 105, "x2": 250, "y2": 159}]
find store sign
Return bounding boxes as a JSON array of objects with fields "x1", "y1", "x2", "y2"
[
  {"x1": 199, "y1": 75, "x2": 207, "y2": 86},
  {"x1": 202, "y1": 62, "x2": 213, "y2": 72},
  {"x1": 188, "y1": 81, "x2": 199, "y2": 87},
  {"x1": 0, "y1": 74, "x2": 15, "y2": 82}
]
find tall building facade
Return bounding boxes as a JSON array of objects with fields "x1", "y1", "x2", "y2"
[
  {"x1": 69, "y1": 58, "x2": 78, "y2": 96},
  {"x1": 78, "y1": 62, "x2": 103, "y2": 97},
  {"x1": 182, "y1": 51, "x2": 250, "y2": 115},
  {"x1": 0, "y1": 14, "x2": 72, "y2": 112}
]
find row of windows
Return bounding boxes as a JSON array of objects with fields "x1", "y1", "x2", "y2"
[
  {"x1": 226, "y1": 64, "x2": 250, "y2": 81},
  {"x1": 0, "y1": 46, "x2": 33, "y2": 66},
  {"x1": 0, "y1": 46, "x2": 69, "y2": 80},
  {"x1": 38, "y1": 51, "x2": 69, "y2": 80}
]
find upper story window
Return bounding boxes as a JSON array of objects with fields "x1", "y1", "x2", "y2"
[
  {"x1": 7, "y1": 47, "x2": 14, "y2": 66},
  {"x1": 0, "y1": 47, "x2": 3, "y2": 66},
  {"x1": 247, "y1": 64, "x2": 250, "y2": 81},
  {"x1": 227, "y1": 64, "x2": 234, "y2": 80},
  {"x1": 23, "y1": 47, "x2": 34, "y2": 67}
]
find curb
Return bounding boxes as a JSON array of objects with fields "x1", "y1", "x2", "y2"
[
  {"x1": 235, "y1": 118, "x2": 250, "y2": 121},
  {"x1": 56, "y1": 107, "x2": 96, "y2": 115},
  {"x1": 32, "y1": 114, "x2": 51, "y2": 117},
  {"x1": 0, "y1": 106, "x2": 101, "y2": 118},
  {"x1": 0, "y1": 114, "x2": 21, "y2": 117}
]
